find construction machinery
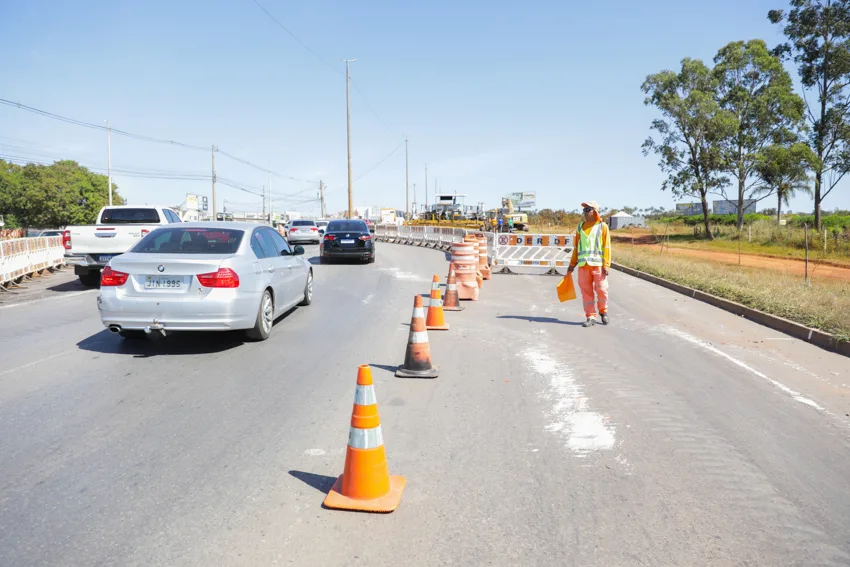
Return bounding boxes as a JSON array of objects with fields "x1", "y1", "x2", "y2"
[
  {"x1": 482, "y1": 198, "x2": 529, "y2": 232},
  {"x1": 408, "y1": 194, "x2": 482, "y2": 228}
]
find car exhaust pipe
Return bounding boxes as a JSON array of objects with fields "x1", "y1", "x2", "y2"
[{"x1": 108, "y1": 325, "x2": 122, "y2": 333}]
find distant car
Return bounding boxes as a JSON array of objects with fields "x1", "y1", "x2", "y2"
[
  {"x1": 316, "y1": 220, "x2": 329, "y2": 236},
  {"x1": 98, "y1": 223, "x2": 313, "y2": 341},
  {"x1": 364, "y1": 219, "x2": 376, "y2": 233},
  {"x1": 286, "y1": 219, "x2": 321, "y2": 244},
  {"x1": 319, "y1": 219, "x2": 375, "y2": 263}
]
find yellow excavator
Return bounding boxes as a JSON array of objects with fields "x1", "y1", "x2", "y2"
[{"x1": 483, "y1": 198, "x2": 529, "y2": 232}]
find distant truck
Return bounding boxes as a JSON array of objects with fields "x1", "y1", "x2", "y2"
[
  {"x1": 380, "y1": 208, "x2": 399, "y2": 225},
  {"x1": 63, "y1": 205, "x2": 183, "y2": 286}
]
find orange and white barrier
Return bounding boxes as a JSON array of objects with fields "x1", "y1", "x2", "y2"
[
  {"x1": 0, "y1": 236, "x2": 66, "y2": 288},
  {"x1": 490, "y1": 233, "x2": 575, "y2": 275},
  {"x1": 450, "y1": 242, "x2": 479, "y2": 300}
]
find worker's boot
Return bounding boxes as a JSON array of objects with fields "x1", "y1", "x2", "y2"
[
  {"x1": 600, "y1": 313, "x2": 610, "y2": 325},
  {"x1": 582, "y1": 317, "x2": 596, "y2": 328}
]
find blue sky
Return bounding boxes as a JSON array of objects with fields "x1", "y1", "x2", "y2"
[{"x1": 2, "y1": 0, "x2": 846, "y2": 217}]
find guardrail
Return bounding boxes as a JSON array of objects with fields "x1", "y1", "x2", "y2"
[
  {"x1": 0, "y1": 236, "x2": 66, "y2": 289},
  {"x1": 375, "y1": 224, "x2": 574, "y2": 275}
]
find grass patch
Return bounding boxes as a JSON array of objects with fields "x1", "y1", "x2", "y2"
[{"x1": 615, "y1": 247, "x2": 850, "y2": 340}]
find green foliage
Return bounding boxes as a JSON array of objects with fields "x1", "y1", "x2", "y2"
[
  {"x1": 789, "y1": 214, "x2": 850, "y2": 229},
  {"x1": 642, "y1": 58, "x2": 738, "y2": 239},
  {"x1": 770, "y1": 1, "x2": 850, "y2": 229},
  {"x1": 660, "y1": 214, "x2": 775, "y2": 226},
  {"x1": 712, "y1": 39, "x2": 806, "y2": 227},
  {"x1": 0, "y1": 159, "x2": 124, "y2": 228}
]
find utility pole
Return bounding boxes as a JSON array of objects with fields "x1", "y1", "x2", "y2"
[
  {"x1": 262, "y1": 185, "x2": 266, "y2": 223},
  {"x1": 268, "y1": 166, "x2": 272, "y2": 225},
  {"x1": 318, "y1": 180, "x2": 326, "y2": 218},
  {"x1": 344, "y1": 59, "x2": 356, "y2": 220},
  {"x1": 413, "y1": 182, "x2": 417, "y2": 217},
  {"x1": 211, "y1": 145, "x2": 217, "y2": 221},
  {"x1": 106, "y1": 120, "x2": 113, "y2": 206},
  {"x1": 424, "y1": 164, "x2": 428, "y2": 214},
  {"x1": 405, "y1": 136, "x2": 409, "y2": 220}
]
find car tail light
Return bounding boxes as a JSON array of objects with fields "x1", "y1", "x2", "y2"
[
  {"x1": 101, "y1": 266, "x2": 129, "y2": 286},
  {"x1": 141, "y1": 229, "x2": 150, "y2": 237},
  {"x1": 290, "y1": 228, "x2": 298, "y2": 232},
  {"x1": 197, "y1": 268, "x2": 240, "y2": 288},
  {"x1": 310, "y1": 227, "x2": 318, "y2": 231},
  {"x1": 359, "y1": 234, "x2": 372, "y2": 241},
  {"x1": 324, "y1": 234, "x2": 336, "y2": 241},
  {"x1": 62, "y1": 230, "x2": 72, "y2": 250}
]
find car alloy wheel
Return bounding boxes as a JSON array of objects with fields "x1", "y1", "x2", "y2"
[{"x1": 261, "y1": 292, "x2": 273, "y2": 334}]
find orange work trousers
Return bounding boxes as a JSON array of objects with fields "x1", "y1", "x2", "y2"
[{"x1": 578, "y1": 265, "x2": 608, "y2": 318}]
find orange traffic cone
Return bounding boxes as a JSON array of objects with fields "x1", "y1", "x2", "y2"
[
  {"x1": 324, "y1": 365, "x2": 406, "y2": 513},
  {"x1": 396, "y1": 295, "x2": 439, "y2": 378},
  {"x1": 443, "y1": 264, "x2": 463, "y2": 311},
  {"x1": 425, "y1": 275, "x2": 450, "y2": 331}
]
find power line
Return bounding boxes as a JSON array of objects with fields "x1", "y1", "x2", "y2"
[
  {"x1": 0, "y1": 98, "x2": 209, "y2": 151},
  {"x1": 323, "y1": 138, "x2": 406, "y2": 198},
  {"x1": 0, "y1": 96, "x2": 316, "y2": 184},
  {"x1": 249, "y1": 0, "x2": 342, "y2": 75}
]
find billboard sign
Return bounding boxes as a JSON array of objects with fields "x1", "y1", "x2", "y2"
[
  {"x1": 675, "y1": 203, "x2": 702, "y2": 216},
  {"x1": 202, "y1": 196, "x2": 208, "y2": 211},
  {"x1": 185, "y1": 194, "x2": 199, "y2": 211},
  {"x1": 507, "y1": 192, "x2": 536, "y2": 209},
  {"x1": 713, "y1": 199, "x2": 756, "y2": 215}
]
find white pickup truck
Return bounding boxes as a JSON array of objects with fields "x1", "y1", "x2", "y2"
[{"x1": 63, "y1": 205, "x2": 183, "y2": 286}]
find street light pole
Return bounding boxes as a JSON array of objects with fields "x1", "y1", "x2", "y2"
[
  {"x1": 343, "y1": 59, "x2": 356, "y2": 220},
  {"x1": 405, "y1": 136, "x2": 409, "y2": 220},
  {"x1": 106, "y1": 120, "x2": 113, "y2": 206}
]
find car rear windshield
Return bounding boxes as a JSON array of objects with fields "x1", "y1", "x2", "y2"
[
  {"x1": 100, "y1": 208, "x2": 161, "y2": 224},
  {"x1": 292, "y1": 220, "x2": 315, "y2": 226},
  {"x1": 131, "y1": 228, "x2": 244, "y2": 254},
  {"x1": 327, "y1": 221, "x2": 368, "y2": 232}
]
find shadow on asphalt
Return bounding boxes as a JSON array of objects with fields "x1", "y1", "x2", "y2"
[
  {"x1": 307, "y1": 256, "x2": 322, "y2": 265},
  {"x1": 369, "y1": 364, "x2": 400, "y2": 375},
  {"x1": 497, "y1": 315, "x2": 583, "y2": 326},
  {"x1": 47, "y1": 279, "x2": 91, "y2": 293},
  {"x1": 77, "y1": 329, "x2": 246, "y2": 357},
  {"x1": 289, "y1": 470, "x2": 336, "y2": 494}
]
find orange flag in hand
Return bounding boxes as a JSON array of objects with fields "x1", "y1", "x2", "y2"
[{"x1": 556, "y1": 274, "x2": 576, "y2": 302}]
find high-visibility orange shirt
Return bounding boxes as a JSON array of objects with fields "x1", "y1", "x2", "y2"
[{"x1": 569, "y1": 220, "x2": 611, "y2": 269}]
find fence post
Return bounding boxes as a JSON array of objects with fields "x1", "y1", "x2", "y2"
[{"x1": 804, "y1": 224, "x2": 810, "y2": 285}]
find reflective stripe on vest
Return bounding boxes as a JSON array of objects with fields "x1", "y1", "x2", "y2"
[{"x1": 577, "y1": 222, "x2": 604, "y2": 267}]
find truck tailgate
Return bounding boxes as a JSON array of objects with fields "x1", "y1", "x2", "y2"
[{"x1": 65, "y1": 225, "x2": 154, "y2": 258}]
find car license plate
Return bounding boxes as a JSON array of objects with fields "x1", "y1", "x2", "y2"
[
  {"x1": 145, "y1": 276, "x2": 185, "y2": 289},
  {"x1": 340, "y1": 239, "x2": 355, "y2": 244},
  {"x1": 99, "y1": 254, "x2": 116, "y2": 262}
]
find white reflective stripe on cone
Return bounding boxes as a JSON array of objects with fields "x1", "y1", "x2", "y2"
[
  {"x1": 412, "y1": 307, "x2": 425, "y2": 319},
  {"x1": 409, "y1": 331, "x2": 429, "y2": 343},
  {"x1": 429, "y1": 298, "x2": 443, "y2": 307},
  {"x1": 354, "y1": 384, "x2": 377, "y2": 406},
  {"x1": 348, "y1": 425, "x2": 384, "y2": 449},
  {"x1": 431, "y1": 281, "x2": 439, "y2": 290},
  {"x1": 447, "y1": 283, "x2": 457, "y2": 291}
]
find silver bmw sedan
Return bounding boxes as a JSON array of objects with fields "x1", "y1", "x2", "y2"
[{"x1": 97, "y1": 222, "x2": 313, "y2": 341}]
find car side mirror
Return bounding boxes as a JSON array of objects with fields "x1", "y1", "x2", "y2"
[{"x1": 292, "y1": 245, "x2": 305, "y2": 256}]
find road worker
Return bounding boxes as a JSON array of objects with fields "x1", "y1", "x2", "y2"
[{"x1": 567, "y1": 201, "x2": 611, "y2": 327}]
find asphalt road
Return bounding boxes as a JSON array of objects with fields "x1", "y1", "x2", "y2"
[{"x1": 1, "y1": 243, "x2": 849, "y2": 566}]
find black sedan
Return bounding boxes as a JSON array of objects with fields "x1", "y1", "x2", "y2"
[{"x1": 319, "y1": 219, "x2": 375, "y2": 263}]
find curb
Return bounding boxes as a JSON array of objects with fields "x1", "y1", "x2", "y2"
[{"x1": 612, "y1": 262, "x2": 850, "y2": 358}]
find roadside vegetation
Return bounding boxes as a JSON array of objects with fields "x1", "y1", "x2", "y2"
[{"x1": 615, "y1": 246, "x2": 850, "y2": 340}]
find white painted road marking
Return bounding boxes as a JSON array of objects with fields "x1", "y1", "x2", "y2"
[
  {"x1": 0, "y1": 289, "x2": 98, "y2": 310},
  {"x1": 659, "y1": 325, "x2": 825, "y2": 411}
]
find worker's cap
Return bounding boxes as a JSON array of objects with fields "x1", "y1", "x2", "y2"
[{"x1": 581, "y1": 201, "x2": 600, "y2": 212}]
